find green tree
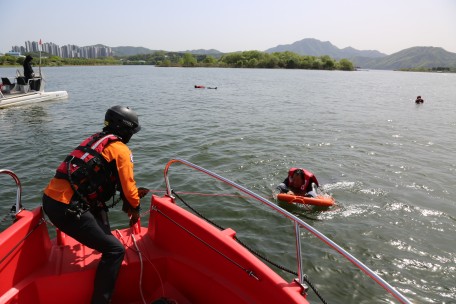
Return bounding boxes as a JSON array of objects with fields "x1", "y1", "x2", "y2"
[
  {"x1": 202, "y1": 56, "x2": 217, "y2": 64},
  {"x1": 339, "y1": 58, "x2": 354, "y2": 70},
  {"x1": 312, "y1": 59, "x2": 322, "y2": 69},
  {"x1": 7, "y1": 56, "x2": 17, "y2": 65},
  {"x1": 267, "y1": 55, "x2": 279, "y2": 68},
  {"x1": 320, "y1": 55, "x2": 331, "y2": 62},
  {"x1": 324, "y1": 59, "x2": 335, "y2": 69},
  {"x1": 248, "y1": 58, "x2": 258, "y2": 67},
  {"x1": 182, "y1": 53, "x2": 197, "y2": 66},
  {"x1": 17, "y1": 57, "x2": 25, "y2": 65},
  {"x1": 286, "y1": 58, "x2": 298, "y2": 69}
]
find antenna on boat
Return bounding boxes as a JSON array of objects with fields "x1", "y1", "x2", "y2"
[{"x1": 39, "y1": 39, "x2": 42, "y2": 77}]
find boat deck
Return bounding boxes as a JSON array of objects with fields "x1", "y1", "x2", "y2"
[
  {"x1": 0, "y1": 195, "x2": 307, "y2": 304},
  {"x1": 1, "y1": 90, "x2": 40, "y2": 100}
]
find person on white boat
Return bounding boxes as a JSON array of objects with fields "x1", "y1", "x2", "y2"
[
  {"x1": 42, "y1": 105, "x2": 149, "y2": 304},
  {"x1": 277, "y1": 168, "x2": 320, "y2": 197},
  {"x1": 23, "y1": 55, "x2": 35, "y2": 88}
]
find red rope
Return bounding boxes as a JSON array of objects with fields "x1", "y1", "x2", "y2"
[
  {"x1": 148, "y1": 190, "x2": 273, "y2": 199},
  {"x1": 147, "y1": 190, "x2": 338, "y2": 212}
]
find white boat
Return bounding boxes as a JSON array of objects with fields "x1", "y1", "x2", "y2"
[{"x1": 0, "y1": 69, "x2": 68, "y2": 109}]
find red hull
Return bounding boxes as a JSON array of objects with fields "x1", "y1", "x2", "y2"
[{"x1": 0, "y1": 195, "x2": 308, "y2": 304}]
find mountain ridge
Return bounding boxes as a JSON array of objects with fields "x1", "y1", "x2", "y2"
[
  {"x1": 86, "y1": 41, "x2": 456, "y2": 69},
  {"x1": 264, "y1": 38, "x2": 387, "y2": 59},
  {"x1": 349, "y1": 46, "x2": 456, "y2": 69}
]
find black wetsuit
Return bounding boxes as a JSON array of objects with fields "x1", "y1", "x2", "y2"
[{"x1": 23, "y1": 59, "x2": 35, "y2": 90}]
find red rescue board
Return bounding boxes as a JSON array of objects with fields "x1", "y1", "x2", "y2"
[{"x1": 277, "y1": 193, "x2": 335, "y2": 207}]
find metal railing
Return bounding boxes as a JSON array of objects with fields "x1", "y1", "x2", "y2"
[
  {"x1": 164, "y1": 158, "x2": 411, "y2": 304},
  {"x1": 0, "y1": 169, "x2": 23, "y2": 215}
]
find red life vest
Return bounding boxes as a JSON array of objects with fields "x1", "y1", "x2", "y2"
[
  {"x1": 288, "y1": 168, "x2": 320, "y2": 192},
  {"x1": 55, "y1": 132, "x2": 121, "y2": 204},
  {"x1": 195, "y1": 86, "x2": 205, "y2": 88},
  {"x1": 415, "y1": 98, "x2": 424, "y2": 103}
]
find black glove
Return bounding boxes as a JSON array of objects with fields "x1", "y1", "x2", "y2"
[
  {"x1": 138, "y1": 187, "x2": 150, "y2": 199},
  {"x1": 128, "y1": 207, "x2": 140, "y2": 227},
  {"x1": 122, "y1": 199, "x2": 131, "y2": 213}
]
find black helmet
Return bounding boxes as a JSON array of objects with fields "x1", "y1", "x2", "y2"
[{"x1": 104, "y1": 106, "x2": 141, "y2": 137}]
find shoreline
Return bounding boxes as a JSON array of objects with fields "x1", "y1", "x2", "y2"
[{"x1": 0, "y1": 64, "x2": 123, "y2": 68}]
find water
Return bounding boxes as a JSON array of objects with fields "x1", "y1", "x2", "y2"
[{"x1": 1, "y1": 66, "x2": 455, "y2": 303}]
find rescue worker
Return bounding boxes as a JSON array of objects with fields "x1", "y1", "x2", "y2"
[
  {"x1": 277, "y1": 168, "x2": 320, "y2": 197},
  {"x1": 42, "y1": 105, "x2": 149, "y2": 304},
  {"x1": 415, "y1": 96, "x2": 424, "y2": 103},
  {"x1": 23, "y1": 55, "x2": 35, "y2": 90}
]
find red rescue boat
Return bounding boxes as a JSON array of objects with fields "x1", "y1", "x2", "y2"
[{"x1": 0, "y1": 160, "x2": 412, "y2": 304}]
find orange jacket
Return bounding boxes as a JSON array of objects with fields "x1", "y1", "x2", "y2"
[{"x1": 44, "y1": 141, "x2": 140, "y2": 208}]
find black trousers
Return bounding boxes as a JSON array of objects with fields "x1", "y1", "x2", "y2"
[{"x1": 43, "y1": 194, "x2": 125, "y2": 304}]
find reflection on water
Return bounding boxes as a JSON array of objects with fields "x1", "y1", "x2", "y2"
[{"x1": 1, "y1": 66, "x2": 455, "y2": 303}]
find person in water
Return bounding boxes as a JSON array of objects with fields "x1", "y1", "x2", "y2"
[
  {"x1": 42, "y1": 105, "x2": 149, "y2": 304},
  {"x1": 23, "y1": 55, "x2": 35, "y2": 89},
  {"x1": 415, "y1": 96, "x2": 424, "y2": 103},
  {"x1": 194, "y1": 85, "x2": 205, "y2": 88},
  {"x1": 277, "y1": 168, "x2": 320, "y2": 197}
]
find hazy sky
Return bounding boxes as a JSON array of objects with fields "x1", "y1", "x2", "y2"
[{"x1": 1, "y1": 0, "x2": 455, "y2": 55}]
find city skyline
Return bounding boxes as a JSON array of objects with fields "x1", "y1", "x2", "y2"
[{"x1": 10, "y1": 41, "x2": 113, "y2": 59}]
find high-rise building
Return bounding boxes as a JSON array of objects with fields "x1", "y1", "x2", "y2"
[
  {"x1": 31, "y1": 41, "x2": 39, "y2": 52},
  {"x1": 25, "y1": 41, "x2": 31, "y2": 52},
  {"x1": 16, "y1": 40, "x2": 116, "y2": 59}
]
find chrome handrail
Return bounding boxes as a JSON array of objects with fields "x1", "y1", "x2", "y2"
[
  {"x1": 0, "y1": 169, "x2": 22, "y2": 214},
  {"x1": 164, "y1": 158, "x2": 411, "y2": 304}
]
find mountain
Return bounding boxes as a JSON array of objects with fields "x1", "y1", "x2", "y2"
[
  {"x1": 349, "y1": 47, "x2": 456, "y2": 70},
  {"x1": 178, "y1": 49, "x2": 222, "y2": 54},
  {"x1": 87, "y1": 44, "x2": 159, "y2": 56},
  {"x1": 264, "y1": 38, "x2": 387, "y2": 59},
  {"x1": 110, "y1": 46, "x2": 159, "y2": 56}
]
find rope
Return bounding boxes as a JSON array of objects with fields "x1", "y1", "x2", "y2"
[
  {"x1": 131, "y1": 232, "x2": 147, "y2": 304},
  {"x1": 116, "y1": 230, "x2": 166, "y2": 299},
  {"x1": 303, "y1": 275, "x2": 328, "y2": 304},
  {"x1": 0, "y1": 218, "x2": 45, "y2": 265},
  {"x1": 0, "y1": 206, "x2": 14, "y2": 226},
  {"x1": 152, "y1": 205, "x2": 259, "y2": 281},
  {"x1": 149, "y1": 190, "x2": 272, "y2": 198},
  {"x1": 140, "y1": 209, "x2": 151, "y2": 218},
  {"x1": 172, "y1": 190, "x2": 329, "y2": 304}
]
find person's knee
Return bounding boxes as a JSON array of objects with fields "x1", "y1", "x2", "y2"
[{"x1": 112, "y1": 240, "x2": 125, "y2": 257}]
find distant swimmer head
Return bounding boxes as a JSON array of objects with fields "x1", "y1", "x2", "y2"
[
  {"x1": 195, "y1": 85, "x2": 197, "y2": 88},
  {"x1": 417, "y1": 96, "x2": 421, "y2": 99}
]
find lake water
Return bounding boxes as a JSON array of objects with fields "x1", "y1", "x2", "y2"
[{"x1": 1, "y1": 66, "x2": 455, "y2": 303}]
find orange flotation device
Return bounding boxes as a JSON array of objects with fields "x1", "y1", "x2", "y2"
[{"x1": 277, "y1": 193, "x2": 335, "y2": 207}]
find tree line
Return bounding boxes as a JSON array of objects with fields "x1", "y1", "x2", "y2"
[
  {"x1": 1, "y1": 50, "x2": 356, "y2": 70},
  {"x1": 117, "y1": 51, "x2": 207, "y2": 65},
  {"x1": 0, "y1": 52, "x2": 121, "y2": 67},
  {"x1": 395, "y1": 66, "x2": 456, "y2": 73},
  {"x1": 154, "y1": 50, "x2": 355, "y2": 70}
]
